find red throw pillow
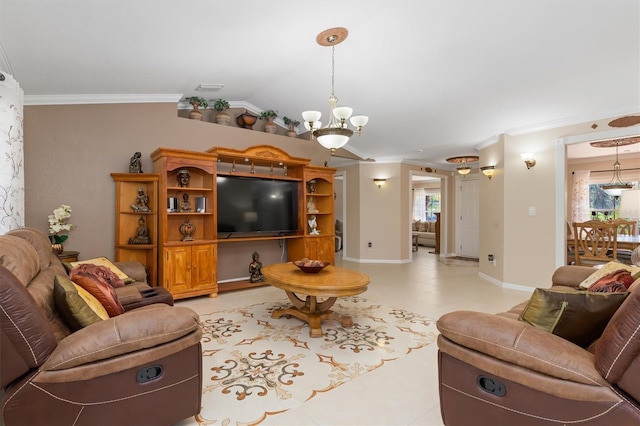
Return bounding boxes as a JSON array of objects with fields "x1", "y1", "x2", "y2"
[
  {"x1": 71, "y1": 263, "x2": 125, "y2": 288},
  {"x1": 70, "y1": 267, "x2": 124, "y2": 317},
  {"x1": 588, "y1": 269, "x2": 634, "y2": 292}
]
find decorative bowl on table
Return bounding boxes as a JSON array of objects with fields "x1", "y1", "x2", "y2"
[{"x1": 293, "y1": 259, "x2": 329, "y2": 274}]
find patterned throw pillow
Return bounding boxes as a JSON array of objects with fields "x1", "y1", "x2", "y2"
[
  {"x1": 588, "y1": 269, "x2": 634, "y2": 292},
  {"x1": 578, "y1": 262, "x2": 640, "y2": 289},
  {"x1": 70, "y1": 257, "x2": 134, "y2": 284},
  {"x1": 70, "y1": 268, "x2": 125, "y2": 317}
]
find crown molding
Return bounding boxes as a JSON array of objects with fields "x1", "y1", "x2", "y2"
[
  {"x1": 24, "y1": 94, "x2": 183, "y2": 106},
  {"x1": 504, "y1": 107, "x2": 640, "y2": 136}
]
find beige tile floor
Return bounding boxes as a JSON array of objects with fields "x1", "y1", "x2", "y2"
[{"x1": 176, "y1": 247, "x2": 530, "y2": 426}]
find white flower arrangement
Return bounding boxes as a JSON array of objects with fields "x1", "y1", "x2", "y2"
[{"x1": 48, "y1": 204, "x2": 74, "y2": 244}]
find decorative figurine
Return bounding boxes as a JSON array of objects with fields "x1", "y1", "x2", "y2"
[
  {"x1": 307, "y1": 179, "x2": 317, "y2": 193},
  {"x1": 180, "y1": 193, "x2": 192, "y2": 212},
  {"x1": 249, "y1": 251, "x2": 264, "y2": 283},
  {"x1": 179, "y1": 218, "x2": 196, "y2": 241},
  {"x1": 308, "y1": 215, "x2": 319, "y2": 235},
  {"x1": 177, "y1": 168, "x2": 190, "y2": 187},
  {"x1": 307, "y1": 196, "x2": 319, "y2": 213},
  {"x1": 128, "y1": 217, "x2": 151, "y2": 244},
  {"x1": 129, "y1": 152, "x2": 143, "y2": 173},
  {"x1": 130, "y1": 187, "x2": 151, "y2": 212}
]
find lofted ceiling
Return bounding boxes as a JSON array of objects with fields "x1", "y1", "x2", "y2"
[{"x1": 1, "y1": 0, "x2": 639, "y2": 170}]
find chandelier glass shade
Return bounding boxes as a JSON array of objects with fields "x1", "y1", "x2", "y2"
[
  {"x1": 592, "y1": 139, "x2": 634, "y2": 197},
  {"x1": 457, "y1": 165, "x2": 471, "y2": 175},
  {"x1": 302, "y1": 28, "x2": 368, "y2": 154}
]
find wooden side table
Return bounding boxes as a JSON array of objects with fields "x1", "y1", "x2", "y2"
[{"x1": 57, "y1": 251, "x2": 80, "y2": 263}]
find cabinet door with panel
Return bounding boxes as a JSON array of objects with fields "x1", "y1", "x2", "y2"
[
  {"x1": 163, "y1": 244, "x2": 216, "y2": 295},
  {"x1": 305, "y1": 237, "x2": 335, "y2": 263}
]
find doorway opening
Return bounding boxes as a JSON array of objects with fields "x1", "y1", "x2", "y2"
[{"x1": 410, "y1": 172, "x2": 444, "y2": 256}]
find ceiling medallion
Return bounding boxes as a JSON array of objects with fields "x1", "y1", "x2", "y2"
[
  {"x1": 589, "y1": 136, "x2": 640, "y2": 148},
  {"x1": 608, "y1": 116, "x2": 640, "y2": 128},
  {"x1": 446, "y1": 156, "x2": 479, "y2": 176},
  {"x1": 302, "y1": 27, "x2": 369, "y2": 155}
]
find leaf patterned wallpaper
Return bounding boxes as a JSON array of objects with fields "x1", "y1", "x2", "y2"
[{"x1": 0, "y1": 72, "x2": 24, "y2": 233}]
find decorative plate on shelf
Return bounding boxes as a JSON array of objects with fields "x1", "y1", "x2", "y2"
[{"x1": 293, "y1": 259, "x2": 329, "y2": 273}]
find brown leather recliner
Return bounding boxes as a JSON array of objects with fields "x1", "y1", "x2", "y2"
[
  {"x1": 1, "y1": 228, "x2": 203, "y2": 426},
  {"x1": 437, "y1": 265, "x2": 640, "y2": 425}
]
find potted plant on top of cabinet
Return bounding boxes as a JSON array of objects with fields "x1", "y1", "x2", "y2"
[
  {"x1": 213, "y1": 98, "x2": 231, "y2": 125},
  {"x1": 259, "y1": 110, "x2": 278, "y2": 134},
  {"x1": 186, "y1": 97, "x2": 208, "y2": 120},
  {"x1": 283, "y1": 116, "x2": 300, "y2": 138}
]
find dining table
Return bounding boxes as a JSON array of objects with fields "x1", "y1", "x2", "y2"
[{"x1": 617, "y1": 234, "x2": 640, "y2": 251}]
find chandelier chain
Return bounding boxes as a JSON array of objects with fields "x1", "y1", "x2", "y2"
[{"x1": 331, "y1": 45, "x2": 336, "y2": 97}]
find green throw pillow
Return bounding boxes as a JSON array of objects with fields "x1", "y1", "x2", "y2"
[
  {"x1": 54, "y1": 275, "x2": 109, "y2": 331},
  {"x1": 519, "y1": 287, "x2": 628, "y2": 348}
]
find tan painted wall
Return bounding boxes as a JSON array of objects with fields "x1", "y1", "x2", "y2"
[
  {"x1": 23, "y1": 103, "x2": 331, "y2": 280},
  {"x1": 479, "y1": 115, "x2": 639, "y2": 289},
  {"x1": 479, "y1": 138, "x2": 505, "y2": 281},
  {"x1": 23, "y1": 102, "x2": 637, "y2": 285}
]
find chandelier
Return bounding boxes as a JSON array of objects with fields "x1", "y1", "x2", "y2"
[
  {"x1": 446, "y1": 156, "x2": 479, "y2": 175},
  {"x1": 591, "y1": 139, "x2": 635, "y2": 196},
  {"x1": 302, "y1": 27, "x2": 368, "y2": 154}
]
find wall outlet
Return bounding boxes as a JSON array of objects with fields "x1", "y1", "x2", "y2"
[{"x1": 368, "y1": 242, "x2": 372, "y2": 249}]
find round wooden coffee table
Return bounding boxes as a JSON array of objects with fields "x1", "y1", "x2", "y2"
[{"x1": 262, "y1": 263, "x2": 370, "y2": 337}]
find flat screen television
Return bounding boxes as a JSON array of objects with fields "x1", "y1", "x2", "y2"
[{"x1": 216, "y1": 175, "x2": 299, "y2": 237}]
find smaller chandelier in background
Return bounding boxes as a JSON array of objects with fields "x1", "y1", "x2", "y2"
[
  {"x1": 446, "y1": 155, "x2": 479, "y2": 176},
  {"x1": 590, "y1": 138, "x2": 637, "y2": 197},
  {"x1": 302, "y1": 27, "x2": 368, "y2": 154}
]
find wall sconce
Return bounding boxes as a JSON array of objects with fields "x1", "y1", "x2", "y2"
[
  {"x1": 373, "y1": 178, "x2": 386, "y2": 188},
  {"x1": 480, "y1": 166, "x2": 495, "y2": 180},
  {"x1": 521, "y1": 153, "x2": 536, "y2": 169}
]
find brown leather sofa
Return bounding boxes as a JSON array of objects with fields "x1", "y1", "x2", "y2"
[
  {"x1": 437, "y1": 265, "x2": 640, "y2": 425},
  {"x1": 1, "y1": 228, "x2": 203, "y2": 426}
]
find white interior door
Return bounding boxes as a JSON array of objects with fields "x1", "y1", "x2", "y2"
[{"x1": 458, "y1": 177, "x2": 479, "y2": 258}]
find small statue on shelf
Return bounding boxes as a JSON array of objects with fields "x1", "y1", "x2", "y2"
[
  {"x1": 307, "y1": 179, "x2": 317, "y2": 193},
  {"x1": 308, "y1": 215, "x2": 319, "y2": 235},
  {"x1": 249, "y1": 251, "x2": 264, "y2": 283},
  {"x1": 130, "y1": 187, "x2": 151, "y2": 212},
  {"x1": 180, "y1": 193, "x2": 193, "y2": 212},
  {"x1": 128, "y1": 217, "x2": 151, "y2": 244},
  {"x1": 177, "y1": 168, "x2": 190, "y2": 187},
  {"x1": 307, "y1": 196, "x2": 319, "y2": 214},
  {"x1": 129, "y1": 152, "x2": 143, "y2": 173},
  {"x1": 179, "y1": 218, "x2": 196, "y2": 241}
]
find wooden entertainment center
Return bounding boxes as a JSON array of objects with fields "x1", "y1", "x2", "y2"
[{"x1": 112, "y1": 145, "x2": 336, "y2": 300}]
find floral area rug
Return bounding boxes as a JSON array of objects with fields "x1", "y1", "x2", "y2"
[{"x1": 183, "y1": 296, "x2": 438, "y2": 425}]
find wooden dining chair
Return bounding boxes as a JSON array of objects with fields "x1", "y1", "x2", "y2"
[
  {"x1": 610, "y1": 218, "x2": 637, "y2": 236},
  {"x1": 572, "y1": 220, "x2": 618, "y2": 266},
  {"x1": 610, "y1": 219, "x2": 637, "y2": 264}
]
